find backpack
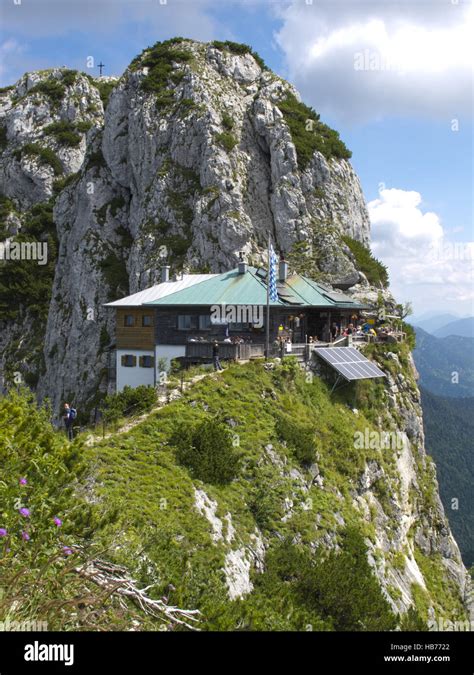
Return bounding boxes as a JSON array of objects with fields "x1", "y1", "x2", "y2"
[{"x1": 70, "y1": 408, "x2": 77, "y2": 420}]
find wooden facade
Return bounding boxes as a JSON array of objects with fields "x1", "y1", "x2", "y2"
[
  {"x1": 116, "y1": 308, "x2": 155, "y2": 350},
  {"x1": 154, "y1": 306, "x2": 360, "y2": 346}
]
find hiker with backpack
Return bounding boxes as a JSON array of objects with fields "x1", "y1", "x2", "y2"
[{"x1": 63, "y1": 403, "x2": 77, "y2": 441}]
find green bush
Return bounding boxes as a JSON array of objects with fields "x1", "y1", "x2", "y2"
[
  {"x1": 86, "y1": 148, "x2": 107, "y2": 172},
  {"x1": 278, "y1": 92, "x2": 351, "y2": 169},
  {"x1": 100, "y1": 385, "x2": 157, "y2": 424},
  {"x1": 342, "y1": 236, "x2": 389, "y2": 288},
  {"x1": 28, "y1": 79, "x2": 66, "y2": 106},
  {"x1": 95, "y1": 80, "x2": 116, "y2": 108},
  {"x1": 275, "y1": 412, "x2": 316, "y2": 464},
  {"x1": 296, "y1": 528, "x2": 397, "y2": 630},
  {"x1": 221, "y1": 112, "x2": 234, "y2": 130},
  {"x1": 98, "y1": 251, "x2": 129, "y2": 299},
  {"x1": 0, "y1": 125, "x2": 7, "y2": 152},
  {"x1": 172, "y1": 417, "x2": 240, "y2": 485},
  {"x1": 132, "y1": 40, "x2": 192, "y2": 103},
  {"x1": 0, "y1": 200, "x2": 57, "y2": 324},
  {"x1": 211, "y1": 40, "x2": 267, "y2": 70},
  {"x1": 43, "y1": 120, "x2": 81, "y2": 147},
  {"x1": 16, "y1": 143, "x2": 63, "y2": 175},
  {"x1": 216, "y1": 131, "x2": 237, "y2": 153},
  {"x1": 61, "y1": 69, "x2": 78, "y2": 87},
  {"x1": 399, "y1": 606, "x2": 429, "y2": 631}
]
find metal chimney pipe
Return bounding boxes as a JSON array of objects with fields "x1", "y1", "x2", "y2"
[
  {"x1": 238, "y1": 252, "x2": 247, "y2": 274},
  {"x1": 161, "y1": 265, "x2": 170, "y2": 283},
  {"x1": 279, "y1": 258, "x2": 288, "y2": 282}
]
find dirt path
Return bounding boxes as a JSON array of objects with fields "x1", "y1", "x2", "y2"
[{"x1": 84, "y1": 371, "x2": 221, "y2": 446}]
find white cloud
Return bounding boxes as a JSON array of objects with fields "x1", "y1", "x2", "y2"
[
  {"x1": 275, "y1": 0, "x2": 474, "y2": 122},
  {"x1": 369, "y1": 187, "x2": 474, "y2": 314}
]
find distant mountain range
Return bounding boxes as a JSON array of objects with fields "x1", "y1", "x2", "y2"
[
  {"x1": 411, "y1": 312, "x2": 474, "y2": 338},
  {"x1": 413, "y1": 327, "x2": 474, "y2": 398},
  {"x1": 420, "y1": 389, "x2": 474, "y2": 568},
  {"x1": 433, "y1": 316, "x2": 474, "y2": 339},
  {"x1": 412, "y1": 325, "x2": 473, "y2": 567}
]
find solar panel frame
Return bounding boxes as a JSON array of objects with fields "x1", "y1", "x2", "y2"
[{"x1": 314, "y1": 347, "x2": 386, "y2": 381}]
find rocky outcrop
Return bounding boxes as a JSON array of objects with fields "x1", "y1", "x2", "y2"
[{"x1": 0, "y1": 40, "x2": 371, "y2": 414}]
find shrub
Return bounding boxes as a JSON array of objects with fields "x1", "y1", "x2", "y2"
[
  {"x1": 43, "y1": 120, "x2": 82, "y2": 147},
  {"x1": 98, "y1": 251, "x2": 129, "y2": 298},
  {"x1": 95, "y1": 79, "x2": 116, "y2": 108},
  {"x1": 221, "y1": 112, "x2": 234, "y2": 130},
  {"x1": 17, "y1": 143, "x2": 63, "y2": 175},
  {"x1": 296, "y1": 527, "x2": 398, "y2": 630},
  {"x1": 278, "y1": 92, "x2": 351, "y2": 169},
  {"x1": 86, "y1": 148, "x2": 107, "y2": 172},
  {"x1": 399, "y1": 606, "x2": 429, "y2": 631},
  {"x1": 100, "y1": 385, "x2": 156, "y2": 424},
  {"x1": 216, "y1": 131, "x2": 237, "y2": 153},
  {"x1": 172, "y1": 417, "x2": 240, "y2": 484},
  {"x1": 275, "y1": 412, "x2": 316, "y2": 464},
  {"x1": 52, "y1": 172, "x2": 80, "y2": 196},
  {"x1": 61, "y1": 69, "x2": 78, "y2": 87},
  {"x1": 342, "y1": 236, "x2": 389, "y2": 288},
  {"x1": 211, "y1": 40, "x2": 267, "y2": 70},
  {"x1": 28, "y1": 79, "x2": 66, "y2": 106},
  {"x1": 0, "y1": 125, "x2": 7, "y2": 152},
  {"x1": 132, "y1": 40, "x2": 192, "y2": 103},
  {"x1": 0, "y1": 200, "x2": 58, "y2": 323}
]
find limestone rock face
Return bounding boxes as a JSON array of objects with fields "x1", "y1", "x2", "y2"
[{"x1": 0, "y1": 40, "x2": 371, "y2": 412}]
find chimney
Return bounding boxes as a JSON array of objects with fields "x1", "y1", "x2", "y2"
[
  {"x1": 238, "y1": 252, "x2": 247, "y2": 274},
  {"x1": 279, "y1": 255, "x2": 288, "y2": 282},
  {"x1": 161, "y1": 265, "x2": 170, "y2": 283}
]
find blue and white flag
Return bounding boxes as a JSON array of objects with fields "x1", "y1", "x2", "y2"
[{"x1": 268, "y1": 243, "x2": 279, "y2": 302}]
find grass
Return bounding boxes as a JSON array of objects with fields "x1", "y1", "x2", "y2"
[
  {"x1": 1, "y1": 356, "x2": 468, "y2": 630},
  {"x1": 278, "y1": 92, "x2": 351, "y2": 169},
  {"x1": 216, "y1": 131, "x2": 238, "y2": 153},
  {"x1": 342, "y1": 235, "x2": 389, "y2": 288}
]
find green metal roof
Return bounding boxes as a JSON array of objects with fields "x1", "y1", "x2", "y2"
[{"x1": 145, "y1": 267, "x2": 367, "y2": 309}]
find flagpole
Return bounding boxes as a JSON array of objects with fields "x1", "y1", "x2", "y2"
[{"x1": 265, "y1": 234, "x2": 270, "y2": 360}]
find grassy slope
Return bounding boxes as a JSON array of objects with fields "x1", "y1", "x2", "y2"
[{"x1": 1, "y1": 352, "x2": 467, "y2": 630}]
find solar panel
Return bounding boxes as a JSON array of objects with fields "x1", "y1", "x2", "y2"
[{"x1": 314, "y1": 347, "x2": 386, "y2": 381}]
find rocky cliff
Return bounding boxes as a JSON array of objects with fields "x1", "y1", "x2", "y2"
[{"x1": 0, "y1": 39, "x2": 372, "y2": 415}]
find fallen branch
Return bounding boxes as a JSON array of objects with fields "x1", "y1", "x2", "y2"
[{"x1": 75, "y1": 558, "x2": 201, "y2": 631}]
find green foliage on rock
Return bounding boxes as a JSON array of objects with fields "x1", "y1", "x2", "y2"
[
  {"x1": 98, "y1": 250, "x2": 129, "y2": 299},
  {"x1": 132, "y1": 39, "x2": 193, "y2": 104},
  {"x1": 28, "y1": 78, "x2": 66, "y2": 106},
  {"x1": 342, "y1": 235, "x2": 389, "y2": 288},
  {"x1": 0, "y1": 125, "x2": 7, "y2": 152},
  {"x1": 0, "y1": 200, "x2": 57, "y2": 324},
  {"x1": 172, "y1": 417, "x2": 240, "y2": 485},
  {"x1": 43, "y1": 120, "x2": 82, "y2": 147},
  {"x1": 278, "y1": 92, "x2": 351, "y2": 169},
  {"x1": 95, "y1": 79, "x2": 116, "y2": 108},
  {"x1": 15, "y1": 143, "x2": 63, "y2": 175},
  {"x1": 211, "y1": 40, "x2": 267, "y2": 70},
  {"x1": 216, "y1": 131, "x2": 237, "y2": 153},
  {"x1": 275, "y1": 413, "x2": 317, "y2": 465}
]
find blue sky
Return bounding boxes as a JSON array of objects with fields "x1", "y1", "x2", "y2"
[{"x1": 1, "y1": 0, "x2": 472, "y2": 315}]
